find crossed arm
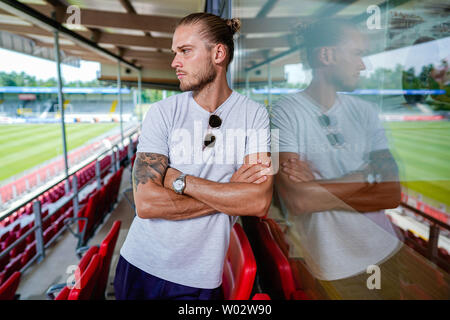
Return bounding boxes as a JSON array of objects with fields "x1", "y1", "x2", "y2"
[
  {"x1": 275, "y1": 149, "x2": 401, "y2": 215},
  {"x1": 133, "y1": 152, "x2": 274, "y2": 220}
]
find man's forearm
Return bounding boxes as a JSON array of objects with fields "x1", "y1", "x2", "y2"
[
  {"x1": 278, "y1": 177, "x2": 400, "y2": 214},
  {"x1": 183, "y1": 175, "x2": 272, "y2": 217},
  {"x1": 135, "y1": 183, "x2": 217, "y2": 220}
]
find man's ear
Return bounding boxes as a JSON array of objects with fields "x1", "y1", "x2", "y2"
[
  {"x1": 212, "y1": 43, "x2": 228, "y2": 65},
  {"x1": 318, "y1": 47, "x2": 337, "y2": 66}
]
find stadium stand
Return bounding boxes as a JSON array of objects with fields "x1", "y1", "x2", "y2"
[{"x1": 0, "y1": 134, "x2": 137, "y2": 298}]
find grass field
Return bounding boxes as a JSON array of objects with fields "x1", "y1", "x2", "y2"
[
  {"x1": 385, "y1": 121, "x2": 450, "y2": 207},
  {"x1": 0, "y1": 123, "x2": 118, "y2": 181}
]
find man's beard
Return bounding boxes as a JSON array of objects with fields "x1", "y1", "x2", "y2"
[
  {"x1": 179, "y1": 60, "x2": 217, "y2": 92},
  {"x1": 333, "y1": 71, "x2": 359, "y2": 92}
]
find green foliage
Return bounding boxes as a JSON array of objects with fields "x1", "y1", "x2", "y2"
[
  {"x1": 0, "y1": 71, "x2": 108, "y2": 87},
  {"x1": 141, "y1": 89, "x2": 177, "y2": 103}
]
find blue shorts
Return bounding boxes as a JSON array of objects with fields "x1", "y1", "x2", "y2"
[{"x1": 113, "y1": 255, "x2": 223, "y2": 300}]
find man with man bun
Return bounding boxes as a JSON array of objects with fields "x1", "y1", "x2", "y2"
[{"x1": 114, "y1": 13, "x2": 273, "y2": 300}]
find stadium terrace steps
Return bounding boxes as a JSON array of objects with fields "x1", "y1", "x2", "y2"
[{"x1": 11, "y1": 165, "x2": 134, "y2": 300}]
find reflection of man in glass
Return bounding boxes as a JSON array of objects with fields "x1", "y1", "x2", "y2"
[{"x1": 271, "y1": 19, "x2": 404, "y2": 299}]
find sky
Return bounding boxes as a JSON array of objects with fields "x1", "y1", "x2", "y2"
[{"x1": 0, "y1": 48, "x2": 100, "y2": 82}]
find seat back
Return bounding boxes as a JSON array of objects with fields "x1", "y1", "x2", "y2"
[
  {"x1": 256, "y1": 220, "x2": 297, "y2": 299},
  {"x1": 79, "y1": 191, "x2": 100, "y2": 243},
  {"x1": 222, "y1": 224, "x2": 257, "y2": 300},
  {"x1": 0, "y1": 271, "x2": 21, "y2": 300},
  {"x1": 93, "y1": 220, "x2": 121, "y2": 299},
  {"x1": 55, "y1": 286, "x2": 70, "y2": 300},
  {"x1": 78, "y1": 246, "x2": 99, "y2": 274},
  {"x1": 68, "y1": 253, "x2": 102, "y2": 300}
]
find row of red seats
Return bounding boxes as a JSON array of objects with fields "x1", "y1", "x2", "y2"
[
  {"x1": 1, "y1": 146, "x2": 131, "y2": 232},
  {"x1": 401, "y1": 228, "x2": 450, "y2": 272},
  {"x1": 222, "y1": 223, "x2": 270, "y2": 300},
  {"x1": 241, "y1": 217, "x2": 309, "y2": 300},
  {"x1": 387, "y1": 214, "x2": 450, "y2": 272},
  {"x1": 51, "y1": 220, "x2": 121, "y2": 300},
  {"x1": 0, "y1": 180, "x2": 68, "y2": 231},
  {"x1": 0, "y1": 207, "x2": 75, "y2": 287},
  {"x1": 77, "y1": 168, "x2": 124, "y2": 245}
]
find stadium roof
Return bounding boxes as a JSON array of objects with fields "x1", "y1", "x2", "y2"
[
  {"x1": 0, "y1": 86, "x2": 131, "y2": 94},
  {"x1": 0, "y1": 0, "x2": 448, "y2": 89}
]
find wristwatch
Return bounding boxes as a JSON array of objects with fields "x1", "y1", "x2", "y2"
[{"x1": 173, "y1": 173, "x2": 187, "y2": 194}]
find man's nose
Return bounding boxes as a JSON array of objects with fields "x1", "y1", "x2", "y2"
[
  {"x1": 359, "y1": 57, "x2": 366, "y2": 71},
  {"x1": 171, "y1": 55, "x2": 181, "y2": 69}
]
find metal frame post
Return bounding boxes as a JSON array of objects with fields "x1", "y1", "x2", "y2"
[
  {"x1": 138, "y1": 70, "x2": 142, "y2": 122},
  {"x1": 54, "y1": 30, "x2": 69, "y2": 192},
  {"x1": 117, "y1": 62, "x2": 124, "y2": 146},
  {"x1": 245, "y1": 71, "x2": 250, "y2": 97},
  {"x1": 33, "y1": 200, "x2": 45, "y2": 262},
  {"x1": 72, "y1": 175, "x2": 79, "y2": 216},
  {"x1": 95, "y1": 160, "x2": 101, "y2": 190},
  {"x1": 116, "y1": 148, "x2": 120, "y2": 170},
  {"x1": 111, "y1": 149, "x2": 117, "y2": 173},
  {"x1": 428, "y1": 224, "x2": 440, "y2": 262}
]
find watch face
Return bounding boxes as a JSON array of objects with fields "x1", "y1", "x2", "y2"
[
  {"x1": 367, "y1": 173, "x2": 375, "y2": 184},
  {"x1": 174, "y1": 180, "x2": 184, "y2": 190}
]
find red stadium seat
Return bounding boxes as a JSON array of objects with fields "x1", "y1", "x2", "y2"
[
  {"x1": 93, "y1": 220, "x2": 121, "y2": 299},
  {"x1": 0, "y1": 232, "x2": 8, "y2": 242},
  {"x1": 55, "y1": 286, "x2": 70, "y2": 300},
  {"x1": 0, "y1": 252, "x2": 10, "y2": 270},
  {"x1": 222, "y1": 223, "x2": 257, "y2": 300},
  {"x1": 43, "y1": 227, "x2": 55, "y2": 245},
  {"x1": 78, "y1": 246, "x2": 99, "y2": 273},
  {"x1": 63, "y1": 207, "x2": 74, "y2": 220},
  {"x1": 0, "y1": 254, "x2": 22, "y2": 286},
  {"x1": 78, "y1": 190, "x2": 100, "y2": 243},
  {"x1": 1, "y1": 233, "x2": 17, "y2": 251},
  {"x1": 9, "y1": 238, "x2": 26, "y2": 258},
  {"x1": 20, "y1": 241, "x2": 36, "y2": 267},
  {"x1": 68, "y1": 253, "x2": 102, "y2": 300},
  {"x1": 251, "y1": 293, "x2": 271, "y2": 300},
  {"x1": 255, "y1": 220, "x2": 308, "y2": 300},
  {"x1": 0, "y1": 271, "x2": 21, "y2": 300}
]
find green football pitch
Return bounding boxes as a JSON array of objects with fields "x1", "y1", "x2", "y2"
[
  {"x1": 0, "y1": 123, "x2": 118, "y2": 182},
  {"x1": 385, "y1": 121, "x2": 450, "y2": 207}
]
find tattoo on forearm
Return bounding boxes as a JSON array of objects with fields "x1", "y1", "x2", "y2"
[{"x1": 132, "y1": 152, "x2": 168, "y2": 192}]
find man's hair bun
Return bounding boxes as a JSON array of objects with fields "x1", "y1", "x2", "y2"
[{"x1": 226, "y1": 18, "x2": 241, "y2": 34}]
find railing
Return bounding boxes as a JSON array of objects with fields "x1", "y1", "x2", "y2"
[
  {"x1": 399, "y1": 201, "x2": 450, "y2": 271},
  {"x1": 0, "y1": 126, "x2": 139, "y2": 277}
]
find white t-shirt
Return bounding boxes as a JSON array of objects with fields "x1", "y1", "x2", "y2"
[
  {"x1": 271, "y1": 91, "x2": 401, "y2": 281},
  {"x1": 120, "y1": 90, "x2": 270, "y2": 289}
]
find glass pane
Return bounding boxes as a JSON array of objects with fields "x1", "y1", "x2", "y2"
[{"x1": 233, "y1": 0, "x2": 450, "y2": 299}]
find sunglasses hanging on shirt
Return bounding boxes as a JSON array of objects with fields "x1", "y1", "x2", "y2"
[
  {"x1": 317, "y1": 114, "x2": 345, "y2": 148},
  {"x1": 203, "y1": 114, "x2": 222, "y2": 150}
]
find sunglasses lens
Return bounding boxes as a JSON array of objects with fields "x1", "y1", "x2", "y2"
[
  {"x1": 318, "y1": 115, "x2": 330, "y2": 127},
  {"x1": 204, "y1": 134, "x2": 216, "y2": 147},
  {"x1": 209, "y1": 115, "x2": 222, "y2": 128},
  {"x1": 327, "y1": 133, "x2": 338, "y2": 146},
  {"x1": 335, "y1": 133, "x2": 344, "y2": 145}
]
